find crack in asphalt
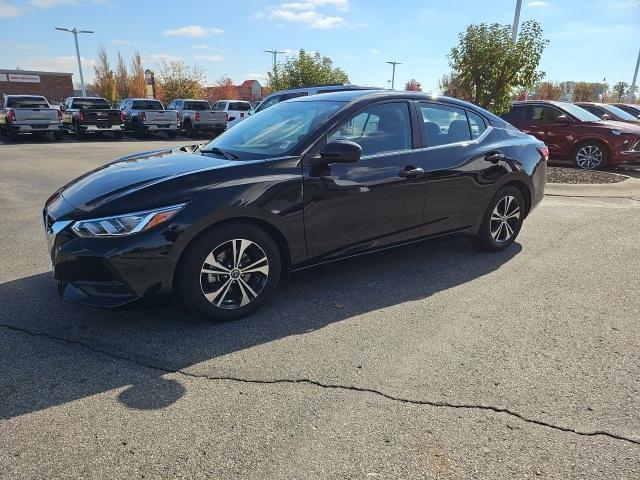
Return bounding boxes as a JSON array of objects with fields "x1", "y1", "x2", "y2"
[{"x1": 2, "y1": 322, "x2": 639, "y2": 447}]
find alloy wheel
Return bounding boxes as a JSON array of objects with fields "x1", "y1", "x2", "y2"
[
  {"x1": 575, "y1": 145, "x2": 603, "y2": 170},
  {"x1": 490, "y1": 195, "x2": 521, "y2": 243},
  {"x1": 199, "y1": 238, "x2": 269, "y2": 309}
]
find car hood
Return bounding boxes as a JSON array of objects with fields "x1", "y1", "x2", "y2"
[
  {"x1": 593, "y1": 120, "x2": 640, "y2": 134},
  {"x1": 59, "y1": 146, "x2": 239, "y2": 213}
]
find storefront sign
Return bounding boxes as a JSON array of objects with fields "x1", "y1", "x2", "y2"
[{"x1": 8, "y1": 74, "x2": 41, "y2": 83}]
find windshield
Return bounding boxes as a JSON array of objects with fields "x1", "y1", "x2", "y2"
[
  {"x1": 132, "y1": 100, "x2": 164, "y2": 110},
  {"x1": 602, "y1": 104, "x2": 638, "y2": 121},
  {"x1": 72, "y1": 98, "x2": 110, "y2": 109},
  {"x1": 6, "y1": 96, "x2": 49, "y2": 108},
  {"x1": 560, "y1": 103, "x2": 602, "y2": 122},
  {"x1": 203, "y1": 100, "x2": 344, "y2": 158}
]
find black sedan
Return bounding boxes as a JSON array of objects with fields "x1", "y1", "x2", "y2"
[{"x1": 44, "y1": 91, "x2": 547, "y2": 321}]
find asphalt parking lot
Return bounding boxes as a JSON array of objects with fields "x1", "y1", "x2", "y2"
[{"x1": 1, "y1": 140, "x2": 639, "y2": 479}]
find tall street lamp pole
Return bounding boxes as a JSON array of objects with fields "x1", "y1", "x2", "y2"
[
  {"x1": 265, "y1": 49, "x2": 286, "y2": 72},
  {"x1": 630, "y1": 47, "x2": 640, "y2": 101},
  {"x1": 386, "y1": 61, "x2": 401, "y2": 90},
  {"x1": 511, "y1": 0, "x2": 523, "y2": 44},
  {"x1": 55, "y1": 27, "x2": 93, "y2": 97}
]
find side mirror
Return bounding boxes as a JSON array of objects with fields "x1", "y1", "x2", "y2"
[
  {"x1": 601, "y1": 113, "x2": 612, "y2": 120},
  {"x1": 557, "y1": 114, "x2": 572, "y2": 124},
  {"x1": 319, "y1": 139, "x2": 362, "y2": 164}
]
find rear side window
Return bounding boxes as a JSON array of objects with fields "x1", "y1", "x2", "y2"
[
  {"x1": 184, "y1": 101, "x2": 210, "y2": 110},
  {"x1": 466, "y1": 110, "x2": 487, "y2": 139},
  {"x1": 212, "y1": 102, "x2": 227, "y2": 111},
  {"x1": 132, "y1": 100, "x2": 163, "y2": 110},
  {"x1": 228, "y1": 102, "x2": 251, "y2": 111},
  {"x1": 503, "y1": 105, "x2": 526, "y2": 123},
  {"x1": 420, "y1": 103, "x2": 471, "y2": 146},
  {"x1": 6, "y1": 96, "x2": 49, "y2": 108}
]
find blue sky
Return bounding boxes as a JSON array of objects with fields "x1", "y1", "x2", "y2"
[{"x1": 0, "y1": 0, "x2": 638, "y2": 92}]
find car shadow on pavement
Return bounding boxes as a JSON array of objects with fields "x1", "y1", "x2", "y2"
[{"x1": 0, "y1": 237, "x2": 521, "y2": 419}]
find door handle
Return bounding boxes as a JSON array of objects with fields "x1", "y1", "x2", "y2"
[
  {"x1": 485, "y1": 152, "x2": 506, "y2": 164},
  {"x1": 399, "y1": 166, "x2": 425, "y2": 178}
]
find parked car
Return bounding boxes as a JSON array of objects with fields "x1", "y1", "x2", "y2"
[
  {"x1": 118, "y1": 98, "x2": 179, "y2": 138},
  {"x1": 210, "y1": 100, "x2": 252, "y2": 134},
  {"x1": 167, "y1": 99, "x2": 218, "y2": 136},
  {"x1": 612, "y1": 103, "x2": 640, "y2": 119},
  {"x1": 43, "y1": 91, "x2": 547, "y2": 321},
  {"x1": 0, "y1": 95, "x2": 63, "y2": 141},
  {"x1": 255, "y1": 83, "x2": 378, "y2": 113},
  {"x1": 61, "y1": 96, "x2": 125, "y2": 139},
  {"x1": 503, "y1": 100, "x2": 640, "y2": 169},
  {"x1": 574, "y1": 102, "x2": 640, "y2": 125}
]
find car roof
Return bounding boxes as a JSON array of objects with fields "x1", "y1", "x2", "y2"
[
  {"x1": 291, "y1": 90, "x2": 505, "y2": 123},
  {"x1": 511, "y1": 100, "x2": 570, "y2": 106},
  {"x1": 269, "y1": 84, "x2": 377, "y2": 94}
]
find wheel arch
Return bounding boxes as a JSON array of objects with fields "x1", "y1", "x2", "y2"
[
  {"x1": 571, "y1": 137, "x2": 612, "y2": 161},
  {"x1": 170, "y1": 214, "x2": 292, "y2": 292}
]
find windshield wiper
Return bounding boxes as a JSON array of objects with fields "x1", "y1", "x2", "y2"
[{"x1": 201, "y1": 146, "x2": 239, "y2": 161}]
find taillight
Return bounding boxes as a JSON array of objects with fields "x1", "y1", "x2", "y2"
[
  {"x1": 538, "y1": 145, "x2": 549, "y2": 161},
  {"x1": 78, "y1": 111, "x2": 85, "y2": 123},
  {"x1": 195, "y1": 111, "x2": 200, "y2": 122},
  {"x1": 140, "y1": 112, "x2": 146, "y2": 122},
  {"x1": 240, "y1": 112, "x2": 244, "y2": 118},
  {"x1": 119, "y1": 111, "x2": 125, "y2": 123},
  {"x1": 57, "y1": 109, "x2": 63, "y2": 121},
  {"x1": 7, "y1": 109, "x2": 16, "y2": 123}
]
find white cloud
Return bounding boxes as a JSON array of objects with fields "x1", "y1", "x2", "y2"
[
  {"x1": 192, "y1": 44, "x2": 211, "y2": 50},
  {"x1": 0, "y1": 1, "x2": 22, "y2": 17},
  {"x1": 163, "y1": 25, "x2": 224, "y2": 37},
  {"x1": 111, "y1": 38, "x2": 130, "y2": 45},
  {"x1": 370, "y1": 49, "x2": 379, "y2": 54},
  {"x1": 23, "y1": 56, "x2": 96, "y2": 81},
  {"x1": 29, "y1": 0, "x2": 76, "y2": 8},
  {"x1": 262, "y1": 0, "x2": 349, "y2": 29},
  {"x1": 194, "y1": 54, "x2": 224, "y2": 62},
  {"x1": 144, "y1": 53, "x2": 182, "y2": 64},
  {"x1": 526, "y1": 1, "x2": 549, "y2": 7}
]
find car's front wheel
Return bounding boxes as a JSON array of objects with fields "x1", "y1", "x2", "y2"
[
  {"x1": 177, "y1": 222, "x2": 282, "y2": 321},
  {"x1": 574, "y1": 141, "x2": 608, "y2": 170},
  {"x1": 472, "y1": 186, "x2": 525, "y2": 252}
]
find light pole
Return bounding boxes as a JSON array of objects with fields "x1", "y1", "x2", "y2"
[
  {"x1": 630, "y1": 47, "x2": 640, "y2": 101},
  {"x1": 511, "y1": 0, "x2": 523, "y2": 44},
  {"x1": 386, "y1": 61, "x2": 401, "y2": 90},
  {"x1": 55, "y1": 27, "x2": 93, "y2": 96},
  {"x1": 264, "y1": 49, "x2": 286, "y2": 72}
]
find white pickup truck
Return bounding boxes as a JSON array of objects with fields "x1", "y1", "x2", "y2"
[
  {"x1": 118, "y1": 98, "x2": 179, "y2": 138},
  {"x1": 0, "y1": 95, "x2": 64, "y2": 141}
]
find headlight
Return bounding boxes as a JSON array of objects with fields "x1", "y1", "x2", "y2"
[
  {"x1": 71, "y1": 203, "x2": 186, "y2": 238},
  {"x1": 611, "y1": 129, "x2": 622, "y2": 136}
]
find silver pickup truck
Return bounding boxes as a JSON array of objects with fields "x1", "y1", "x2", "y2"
[
  {"x1": 118, "y1": 98, "x2": 179, "y2": 138},
  {"x1": 167, "y1": 98, "x2": 217, "y2": 136},
  {"x1": 0, "y1": 95, "x2": 63, "y2": 141}
]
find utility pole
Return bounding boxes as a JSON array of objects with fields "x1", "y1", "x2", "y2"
[
  {"x1": 511, "y1": 0, "x2": 523, "y2": 44},
  {"x1": 386, "y1": 61, "x2": 401, "y2": 90},
  {"x1": 630, "y1": 47, "x2": 640, "y2": 101},
  {"x1": 264, "y1": 49, "x2": 286, "y2": 72},
  {"x1": 55, "y1": 27, "x2": 93, "y2": 96}
]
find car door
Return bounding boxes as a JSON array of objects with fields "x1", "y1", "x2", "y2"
[
  {"x1": 527, "y1": 105, "x2": 574, "y2": 160},
  {"x1": 302, "y1": 100, "x2": 428, "y2": 262},
  {"x1": 419, "y1": 102, "x2": 501, "y2": 234}
]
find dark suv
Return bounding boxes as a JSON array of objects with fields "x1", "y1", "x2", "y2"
[{"x1": 503, "y1": 100, "x2": 640, "y2": 169}]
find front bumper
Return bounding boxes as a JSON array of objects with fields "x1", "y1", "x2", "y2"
[{"x1": 44, "y1": 213, "x2": 180, "y2": 308}]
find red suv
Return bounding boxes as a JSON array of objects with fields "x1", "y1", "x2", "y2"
[{"x1": 503, "y1": 101, "x2": 640, "y2": 169}]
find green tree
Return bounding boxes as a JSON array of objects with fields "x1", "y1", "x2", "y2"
[
  {"x1": 612, "y1": 81, "x2": 629, "y2": 102},
  {"x1": 93, "y1": 46, "x2": 117, "y2": 103},
  {"x1": 267, "y1": 49, "x2": 349, "y2": 91},
  {"x1": 114, "y1": 51, "x2": 129, "y2": 100},
  {"x1": 155, "y1": 59, "x2": 206, "y2": 104},
  {"x1": 532, "y1": 81, "x2": 564, "y2": 100},
  {"x1": 446, "y1": 20, "x2": 549, "y2": 114},
  {"x1": 572, "y1": 82, "x2": 607, "y2": 102}
]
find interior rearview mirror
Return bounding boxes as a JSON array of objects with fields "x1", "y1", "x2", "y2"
[{"x1": 319, "y1": 140, "x2": 362, "y2": 164}]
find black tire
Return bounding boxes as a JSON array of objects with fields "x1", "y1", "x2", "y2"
[
  {"x1": 133, "y1": 121, "x2": 146, "y2": 139},
  {"x1": 472, "y1": 186, "x2": 525, "y2": 252},
  {"x1": 7, "y1": 130, "x2": 19, "y2": 142},
  {"x1": 177, "y1": 222, "x2": 282, "y2": 321},
  {"x1": 573, "y1": 140, "x2": 609, "y2": 170},
  {"x1": 73, "y1": 122, "x2": 83, "y2": 141},
  {"x1": 184, "y1": 120, "x2": 193, "y2": 137},
  {"x1": 53, "y1": 131, "x2": 64, "y2": 141}
]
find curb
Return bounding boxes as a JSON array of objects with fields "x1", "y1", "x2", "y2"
[{"x1": 545, "y1": 177, "x2": 640, "y2": 198}]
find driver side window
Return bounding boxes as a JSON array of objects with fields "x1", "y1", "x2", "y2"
[{"x1": 328, "y1": 102, "x2": 411, "y2": 157}]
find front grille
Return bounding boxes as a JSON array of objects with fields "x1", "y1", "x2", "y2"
[{"x1": 55, "y1": 257, "x2": 117, "y2": 282}]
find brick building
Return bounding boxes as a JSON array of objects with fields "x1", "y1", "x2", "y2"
[
  {"x1": 0, "y1": 69, "x2": 74, "y2": 103},
  {"x1": 205, "y1": 79, "x2": 267, "y2": 103}
]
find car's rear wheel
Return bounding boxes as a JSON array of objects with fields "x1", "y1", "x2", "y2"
[
  {"x1": 472, "y1": 186, "x2": 525, "y2": 252},
  {"x1": 574, "y1": 141, "x2": 608, "y2": 170},
  {"x1": 177, "y1": 222, "x2": 282, "y2": 321}
]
